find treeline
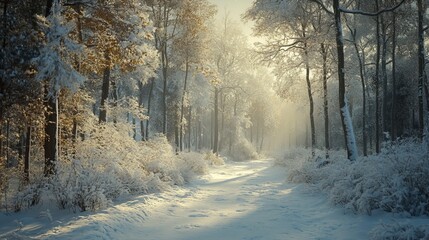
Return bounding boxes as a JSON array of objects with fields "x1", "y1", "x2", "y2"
[
  {"x1": 0, "y1": 0, "x2": 277, "y2": 197},
  {"x1": 246, "y1": 0, "x2": 428, "y2": 158}
]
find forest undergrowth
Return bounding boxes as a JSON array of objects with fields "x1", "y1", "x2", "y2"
[
  {"x1": 0, "y1": 116, "x2": 224, "y2": 214},
  {"x1": 276, "y1": 139, "x2": 429, "y2": 239}
]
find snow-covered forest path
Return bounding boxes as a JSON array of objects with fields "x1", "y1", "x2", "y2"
[
  {"x1": 27, "y1": 159, "x2": 385, "y2": 240},
  {"x1": 3, "y1": 159, "x2": 394, "y2": 240}
]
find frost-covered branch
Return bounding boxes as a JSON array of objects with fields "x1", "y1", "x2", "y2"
[
  {"x1": 307, "y1": 0, "x2": 406, "y2": 17},
  {"x1": 339, "y1": 0, "x2": 406, "y2": 16},
  {"x1": 307, "y1": 0, "x2": 334, "y2": 15}
]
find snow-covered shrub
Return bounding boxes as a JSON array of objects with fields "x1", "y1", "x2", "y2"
[
  {"x1": 179, "y1": 152, "x2": 209, "y2": 175},
  {"x1": 142, "y1": 135, "x2": 185, "y2": 186},
  {"x1": 177, "y1": 152, "x2": 210, "y2": 182},
  {"x1": 278, "y1": 140, "x2": 429, "y2": 216},
  {"x1": 370, "y1": 222, "x2": 429, "y2": 240},
  {"x1": 274, "y1": 147, "x2": 313, "y2": 167},
  {"x1": 3, "y1": 115, "x2": 212, "y2": 213},
  {"x1": 47, "y1": 119, "x2": 211, "y2": 211},
  {"x1": 204, "y1": 151, "x2": 225, "y2": 166},
  {"x1": 229, "y1": 138, "x2": 259, "y2": 162},
  {"x1": 0, "y1": 165, "x2": 12, "y2": 210},
  {"x1": 13, "y1": 180, "x2": 43, "y2": 212},
  {"x1": 51, "y1": 159, "x2": 116, "y2": 212}
]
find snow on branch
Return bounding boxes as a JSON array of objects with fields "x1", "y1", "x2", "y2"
[
  {"x1": 307, "y1": 0, "x2": 406, "y2": 17},
  {"x1": 339, "y1": 0, "x2": 406, "y2": 16},
  {"x1": 307, "y1": 0, "x2": 334, "y2": 15},
  {"x1": 34, "y1": 0, "x2": 85, "y2": 98}
]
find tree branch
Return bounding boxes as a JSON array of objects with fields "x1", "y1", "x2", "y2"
[
  {"x1": 339, "y1": 0, "x2": 406, "y2": 16},
  {"x1": 307, "y1": 0, "x2": 334, "y2": 15}
]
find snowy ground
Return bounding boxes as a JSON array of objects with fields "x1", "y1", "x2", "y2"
[{"x1": 1, "y1": 159, "x2": 427, "y2": 239}]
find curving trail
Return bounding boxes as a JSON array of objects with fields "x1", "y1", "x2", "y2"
[
  {"x1": 3, "y1": 159, "x2": 390, "y2": 239},
  {"x1": 134, "y1": 159, "x2": 376, "y2": 240}
]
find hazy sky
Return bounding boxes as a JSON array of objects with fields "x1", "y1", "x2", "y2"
[{"x1": 208, "y1": 0, "x2": 256, "y2": 43}]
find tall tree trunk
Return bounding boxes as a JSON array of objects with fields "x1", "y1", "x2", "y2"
[
  {"x1": 381, "y1": 16, "x2": 389, "y2": 140},
  {"x1": 418, "y1": 0, "x2": 425, "y2": 140},
  {"x1": 162, "y1": 43, "x2": 168, "y2": 135},
  {"x1": 213, "y1": 87, "x2": 219, "y2": 154},
  {"x1": 334, "y1": 0, "x2": 358, "y2": 160},
  {"x1": 71, "y1": 3, "x2": 83, "y2": 142},
  {"x1": 391, "y1": 12, "x2": 397, "y2": 140},
  {"x1": 6, "y1": 119, "x2": 9, "y2": 167},
  {"x1": 321, "y1": 43, "x2": 330, "y2": 158},
  {"x1": 24, "y1": 126, "x2": 31, "y2": 183},
  {"x1": 250, "y1": 121, "x2": 253, "y2": 143},
  {"x1": 375, "y1": 1, "x2": 381, "y2": 153},
  {"x1": 146, "y1": 78, "x2": 155, "y2": 140},
  {"x1": 138, "y1": 81, "x2": 145, "y2": 141},
  {"x1": 175, "y1": 118, "x2": 179, "y2": 153},
  {"x1": 72, "y1": 117, "x2": 78, "y2": 142},
  {"x1": 111, "y1": 78, "x2": 118, "y2": 124},
  {"x1": 197, "y1": 113, "x2": 201, "y2": 151},
  {"x1": 210, "y1": 109, "x2": 213, "y2": 149},
  {"x1": 99, "y1": 50, "x2": 111, "y2": 124},
  {"x1": 44, "y1": 94, "x2": 58, "y2": 176},
  {"x1": 349, "y1": 27, "x2": 368, "y2": 156},
  {"x1": 0, "y1": 2, "x2": 8, "y2": 160},
  {"x1": 305, "y1": 121, "x2": 309, "y2": 148},
  {"x1": 132, "y1": 117, "x2": 136, "y2": 140},
  {"x1": 368, "y1": 91, "x2": 373, "y2": 152},
  {"x1": 304, "y1": 45, "x2": 316, "y2": 157},
  {"x1": 260, "y1": 124, "x2": 264, "y2": 153},
  {"x1": 301, "y1": 22, "x2": 315, "y2": 155},
  {"x1": 1, "y1": 0, "x2": 7, "y2": 48},
  {"x1": 43, "y1": 0, "x2": 58, "y2": 176},
  {"x1": 0, "y1": 108, "x2": 2, "y2": 165},
  {"x1": 256, "y1": 113, "x2": 260, "y2": 146},
  {"x1": 99, "y1": 65, "x2": 110, "y2": 123},
  {"x1": 188, "y1": 106, "x2": 191, "y2": 152},
  {"x1": 219, "y1": 93, "x2": 226, "y2": 152},
  {"x1": 179, "y1": 59, "x2": 189, "y2": 152}
]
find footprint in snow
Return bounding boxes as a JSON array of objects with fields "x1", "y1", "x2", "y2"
[
  {"x1": 215, "y1": 197, "x2": 227, "y2": 201},
  {"x1": 188, "y1": 213, "x2": 209, "y2": 217},
  {"x1": 175, "y1": 224, "x2": 201, "y2": 229}
]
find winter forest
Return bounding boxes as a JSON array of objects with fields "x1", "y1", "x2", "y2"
[{"x1": 1, "y1": 0, "x2": 429, "y2": 239}]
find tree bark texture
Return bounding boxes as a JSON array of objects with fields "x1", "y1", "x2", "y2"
[
  {"x1": 375, "y1": 1, "x2": 381, "y2": 153},
  {"x1": 391, "y1": 12, "x2": 397, "y2": 140},
  {"x1": 321, "y1": 43, "x2": 330, "y2": 158},
  {"x1": 418, "y1": 0, "x2": 425, "y2": 140},
  {"x1": 44, "y1": 0, "x2": 57, "y2": 176},
  {"x1": 213, "y1": 87, "x2": 219, "y2": 154},
  {"x1": 334, "y1": 0, "x2": 358, "y2": 160}
]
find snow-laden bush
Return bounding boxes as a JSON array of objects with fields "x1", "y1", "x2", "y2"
[
  {"x1": 142, "y1": 135, "x2": 185, "y2": 187},
  {"x1": 204, "y1": 151, "x2": 225, "y2": 166},
  {"x1": 370, "y1": 222, "x2": 429, "y2": 240},
  {"x1": 12, "y1": 180, "x2": 43, "y2": 212},
  {"x1": 45, "y1": 120, "x2": 205, "y2": 212},
  {"x1": 0, "y1": 166, "x2": 44, "y2": 212},
  {"x1": 278, "y1": 140, "x2": 429, "y2": 216},
  {"x1": 229, "y1": 138, "x2": 259, "y2": 162},
  {"x1": 3, "y1": 116, "x2": 211, "y2": 212},
  {"x1": 177, "y1": 152, "x2": 211, "y2": 182}
]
